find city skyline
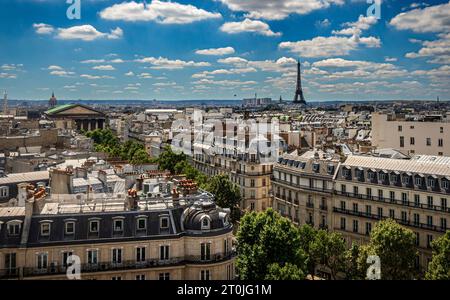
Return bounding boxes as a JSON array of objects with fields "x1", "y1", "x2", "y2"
[{"x1": 0, "y1": 0, "x2": 449, "y2": 101}]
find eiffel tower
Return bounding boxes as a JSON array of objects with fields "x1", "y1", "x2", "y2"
[{"x1": 293, "y1": 60, "x2": 306, "y2": 104}]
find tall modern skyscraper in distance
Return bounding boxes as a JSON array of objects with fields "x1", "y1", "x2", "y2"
[{"x1": 293, "y1": 60, "x2": 306, "y2": 104}]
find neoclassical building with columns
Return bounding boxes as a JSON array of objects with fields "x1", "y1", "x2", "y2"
[{"x1": 44, "y1": 104, "x2": 106, "y2": 131}]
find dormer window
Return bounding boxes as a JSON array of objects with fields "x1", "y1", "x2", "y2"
[
  {"x1": 327, "y1": 164, "x2": 335, "y2": 175},
  {"x1": 40, "y1": 222, "x2": 51, "y2": 237},
  {"x1": 442, "y1": 179, "x2": 449, "y2": 189},
  {"x1": 7, "y1": 221, "x2": 22, "y2": 236},
  {"x1": 428, "y1": 177, "x2": 436, "y2": 188},
  {"x1": 136, "y1": 217, "x2": 147, "y2": 231},
  {"x1": 160, "y1": 217, "x2": 169, "y2": 230},
  {"x1": 312, "y1": 163, "x2": 320, "y2": 173},
  {"x1": 65, "y1": 221, "x2": 75, "y2": 235},
  {"x1": 343, "y1": 168, "x2": 350, "y2": 178},
  {"x1": 89, "y1": 220, "x2": 100, "y2": 233},
  {"x1": 113, "y1": 219, "x2": 124, "y2": 232},
  {"x1": 402, "y1": 175, "x2": 410, "y2": 185},
  {"x1": 379, "y1": 173, "x2": 386, "y2": 182},
  {"x1": 368, "y1": 172, "x2": 375, "y2": 181},
  {"x1": 201, "y1": 216, "x2": 211, "y2": 230},
  {"x1": 415, "y1": 176, "x2": 423, "y2": 186},
  {"x1": 390, "y1": 174, "x2": 398, "y2": 183}
]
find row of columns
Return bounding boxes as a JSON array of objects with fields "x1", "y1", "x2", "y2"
[{"x1": 75, "y1": 119, "x2": 105, "y2": 131}]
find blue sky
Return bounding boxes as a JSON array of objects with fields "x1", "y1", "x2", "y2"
[{"x1": 0, "y1": 0, "x2": 449, "y2": 101}]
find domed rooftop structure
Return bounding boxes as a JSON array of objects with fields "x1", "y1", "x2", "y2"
[{"x1": 181, "y1": 199, "x2": 231, "y2": 232}]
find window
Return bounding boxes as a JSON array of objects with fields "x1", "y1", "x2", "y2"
[
  {"x1": 428, "y1": 178, "x2": 436, "y2": 188},
  {"x1": 250, "y1": 179, "x2": 255, "y2": 187},
  {"x1": 87, "y1": 249, "x2": 98, "y2": 265},
  {"x1": 401, "y1": 211, "x2": 407, "y2": 222},
  {"x1": 112, "y1": 276, "x2": 122, "y2": 280},
  {"x1": 389, "y1": 209, "x2": 395, "y2": 219},
  {"x1": 340, "y1": 201, "x2": 346, "y2": 210},
  {"x1": 398, "y1": 125, "x2": 403, "y2": 132},
  {"x1": 402, "y1": 193, "x2": 408, "y2": 205},
  {"x1": 223, "y1": 239, "x2": 229, "y2": 255},
  {"x1": 250, "y1": 202, "x2": 255, "y2": 211},
  {"x1": 89, "y1": 220, "x2": 99, "y2": 233},
  {"x1": 113, "y1": 219, "x2": 123, "y2": 232},
  {"x1": 427, "y1": 216, "x2": 433, "y2": 226},
  {"x1": 137, "y1": 218, "x2": 147, "y2": 231},
  {"x1": 415, "y1": 177, "x2": 423, "y2": 186},
  {"x1": 415, "y1": 233, "x2": 420, "y2": 246},
  {"x1": 160, "y1": 245, "x2": 170, "y2": 261},
  {"x1": 441, "y1": 198, "x2": 448, "y2": 210},
  {"x1": 201, "y1": 217, "x2": 210, "y2": 230},
  {"x1": 353, "y1": 186, "x2": 359, "y2": 197},
  {"x1": 365, "y1": 222, "x2": 372, "y2": 235},
  {"x1": 65, "y1": 222, "x2": 75, "y2": 235},
  {"x1": 0, "y1": 186, "x2": 9, "y2": 198},
  {"x1": 341, "y1": 184, "x2": 347, "y2": 193},
  {"x1": 390, "y1": 174, "x2": 398, "y2": 184},
  {"x1": 7, "y1": 222, "x2": 21, "y2": 236},
  {"x1": 40, "y1": 223, "x2": 51, "y2": 236},
  {"x1": 159, "y1": 273, "x2": 170, "y2": 280},
  {"x1": 136, "y1": 274, "x2": 146, "y2": 280},
  {"x1": 410, "y1": 137, "x2": 415, "y2": 145},
  {"x1": 427, "y1": 235, "x2": 433, "y2": 248},
  {"x1": 353, "y1": 203, "x2": 358, "y2": 213},
  {"x1": 389, "y1": 191, "x2": 395, "y2": 202},
  {"x1": 414, "y1": 195, "x2": 420, "y2": 207},
  {"x1": 438, "y1": 139, "x2": 443, "y2": 147},
  {"x1": 343, "y1": 168, "x2": 350, "y2": 178},
  {"x1": 413, "y1": 213, "x2": 420, "y2": 226},
  {"x1": 37, "y1": 253, "x2": 48, "y2": 270},
  {"x1": 5, "y1": 253, "x2": 16, "y2": 274},
  {"x1": 340, "y1": 217, "x2": 346, "y2": 230},
  {"x1": 378, "y1": 190, "x2": 384, "y2": 200},
  {"x1": 400, "y1": 136, "x2": 404, "y2": 148},
  {"x1": 200, "y1": 270, "x2": 211, "y2": 280},
  {"x1": 440, "y1": 127, "x2": 444, "y2": 133},
  {"x1": 442, "y1": 180, "x2": 449, "y2": 189},
  {"x1": 312, "y1": 163, "x2": 320, "y2": 173},
  {"x1": 62, "y1": 251, "x2": 73, "y2": 268},
  {"x1": 377, "y1": 207, "x2": 383, "y2": 218},
  {"x1": 112, "y1": 248, "x2": 122, "y2": 264},
  {"x1": 134, "y1": 247, "x2": 145, "y2": 263},
  {"x1": 262, "y1": 178, "x2": 266, "y2": 186},
  {"x1": 402, "y1": 176, "x2": 410, "y2": 185},
  {"x1": 160, "y1": 217, "x2": 169, "y2": 229},
  {"x1": 427, "y1": 196, "x2": 434, "y2": 209},
  {"x1": 366, "y1": 205, "x2": 372, "y2": 215},
  {"x1": 353, "y1": 220, "x2": 358, "y2": 233},
  {"x1": 426, "y1": 138, "x2": 431, "y2": 146},
  {"x1": 201, "y1": 243, "x2": 211, "y2": 261},
  {"x1": 441, "y1": 218, "x2": 447, "y2": 230}
]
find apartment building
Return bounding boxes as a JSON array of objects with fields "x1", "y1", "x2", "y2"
[
  {"x1": 372, "y1": 112, "x2": 450, "y2": 156},
  {"x1": 186, "y1": 118, "x2": 282, "y2": 212},
  {"x1": 0, "y1": 185, "x2": 235, "y2": 280},
  {"x1": 272, "y1": 150, "x2": 340, "y2": 229},
  {"x1": 334, "y1": 155, "x2": 449, "y2": 270},
  {"x1": 273, "y1": 151, "x2": 450, "y2": 272}
]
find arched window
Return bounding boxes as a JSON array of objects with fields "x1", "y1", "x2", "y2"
[{"x1": 200, "y1": 216, "x2": 211, "y2": 230}]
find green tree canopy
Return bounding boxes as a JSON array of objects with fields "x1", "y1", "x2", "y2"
[
  {"x1": 265, "y1": 263, "x2": 305, "y2": 280},
  {"x1": 425, "y1": 231, "x2": 450, "y2": 280},
  {"x1": 310, "y1": 230, "x2": 346, "y2": 280},
  {"x1": 204, "y1": 174, "x2": 241, "y2": 221},
  {"x1": 236, "y1": 209, "x2": 307, "y2": 280},
  {"x1": 358, "y1": 219, "x2": 418, "y2": 280}
]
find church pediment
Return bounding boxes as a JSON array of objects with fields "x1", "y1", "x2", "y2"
[{"x1": 46, "y1": 104, "x2": 104, "y2": 117}]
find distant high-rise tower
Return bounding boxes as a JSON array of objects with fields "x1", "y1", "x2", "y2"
[
  {"x1": 2, "y1": 90, "x2": 7, "y2": 115},
  {"x1": 293, "y1": 60, "x2": 306, "y2": 104},
  {"x1": 49, "y1": 91, "x2": 57, "y2": 108}
]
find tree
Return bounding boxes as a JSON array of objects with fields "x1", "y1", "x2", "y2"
[
  {"x1": 236, "y1": 209, "x2": 307, "y2": 280},
  {"x1": 341, "y1": 242, "x2": 365, "y2": 280},
  {"x1": 130, "y1": 149, "x2": 150, "y2": 165},
  {"x1": 204, "y1": 174, "x2": 242, "y2": 222},
  {"x1": 310, "y1": 230, "x2": 346, "y2": 280},
  {"x1": 297, "y1": 224, "x2": 318, "y2": 278},
  {"x1": 156, "y1": 145, "x2": 186, "y2": 174},
  {"x1": 425, "y1": 231, "x2": 450, "y2": 280},
  {"x1": 358, "y1": 219, "x2": 418, "y2": 280},
  {"x1": 265, "y1": 263, "x2": 305, "y2": 280}
]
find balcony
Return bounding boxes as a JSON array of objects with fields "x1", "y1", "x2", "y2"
[
  {"x1": 335, "y1": 191, "x2": 450, "y2": 213},
  {"x1": 332, "y1": 207, "x2": 447, "y2": 233},
  {"x1": 306, "y1": 202, "x2": 314, "y2": 208},
  {"x1": 319, "y1": 205, "x2": 328, "y2": 211},
  {"x1": 15, "y1": 252, "x2": 237, "y2": 279}
]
